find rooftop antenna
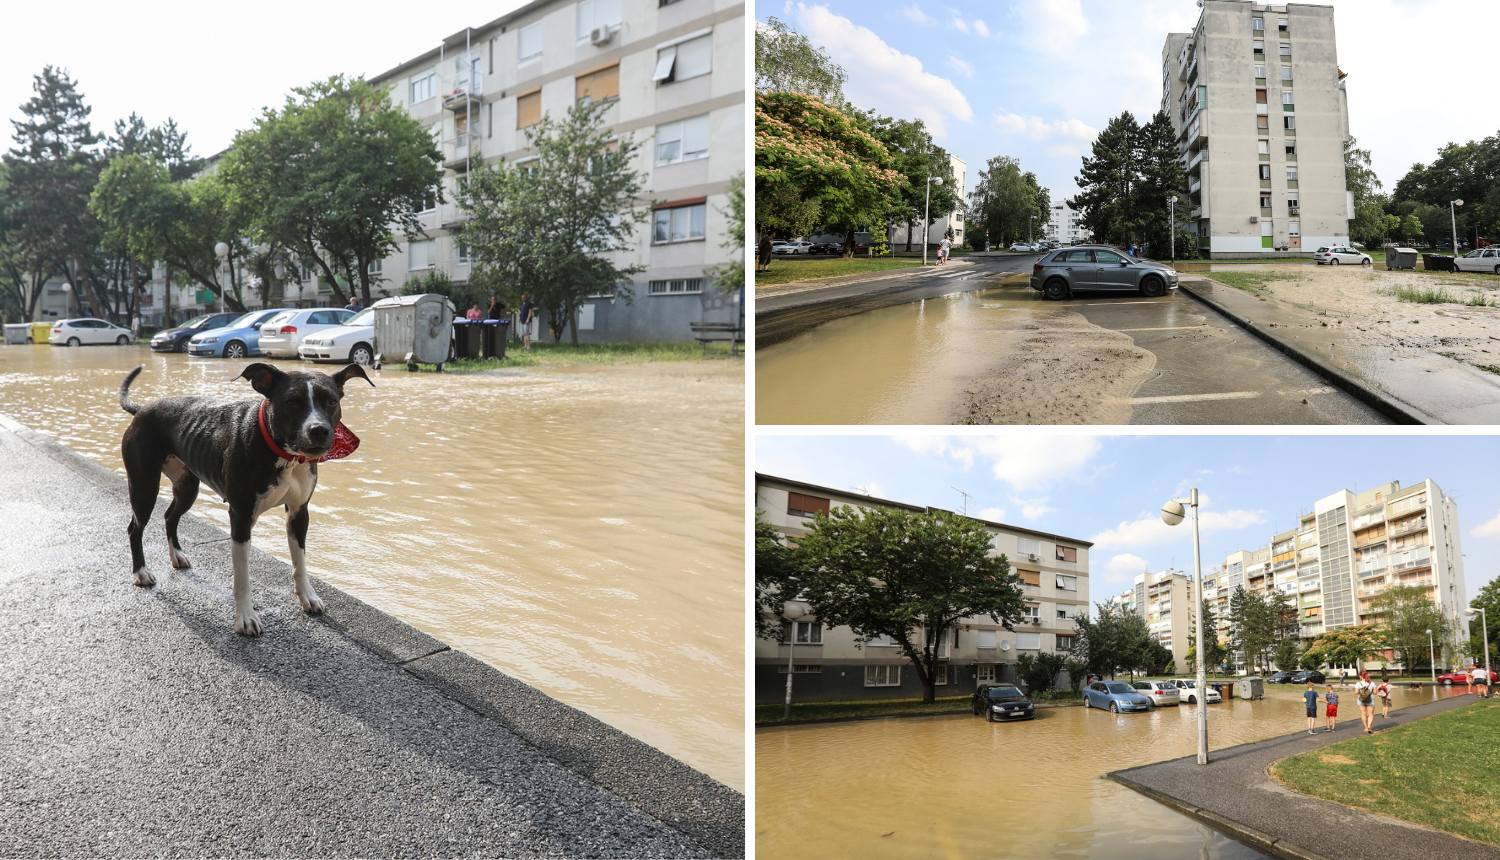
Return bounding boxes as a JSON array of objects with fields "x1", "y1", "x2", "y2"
[
  {"x1": 952, "y1": 486, "x2": 974, "y2": 516},
  {"x1": 852, "y1": 484, "x2": 873, "y2": 497}
]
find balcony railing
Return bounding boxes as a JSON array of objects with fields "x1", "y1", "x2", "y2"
[{"x1": 1391, "y1": 517, "x2": 1428, "y2": 536}]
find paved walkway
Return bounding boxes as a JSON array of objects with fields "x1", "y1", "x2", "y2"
[
  {"x1": 1111, "y1": 694, "x2": 1499, "y2": 860},
  {"x1": 0, "y1": 413, "x2": 742, "y2": 858}
]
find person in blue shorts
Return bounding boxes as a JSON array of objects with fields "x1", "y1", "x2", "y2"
[{"x1": 1304, "y1": 681, "x2": 1319, "y2": 734}]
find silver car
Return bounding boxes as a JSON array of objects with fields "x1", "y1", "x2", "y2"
[
  {"x1": 1172, "y1": 679, "x2": 1222, "y2": 704},
  {"x1": 1131, "y1": 680, "x2": 1182, "y2": 707},
  {"x1": 1454, "y1": 247, "x2": 1500, "y2": 275},
  {"x1": 257, "y1": 308, "x2": 355, "y2": 359},
  {"x1": 1028, "y1": 245, "x2": 1180, "y2": 300}
]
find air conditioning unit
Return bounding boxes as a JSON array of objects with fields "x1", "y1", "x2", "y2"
[
  {"x1": 590, "y1": 25, "x2": 616, "y2": 45},
  {"x1": 1027, "y1": 553, "x2": 1041, "y2": 562},
  {"x1": 1289, "y1": 207, "x2": 1300, "y2": 215},
  {"x1": 1249, "y1": 216, "x2": 1260, "y2": 223}
]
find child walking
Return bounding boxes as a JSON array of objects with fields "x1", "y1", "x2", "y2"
[
  {"x1": 1304, "y1": 681, "x2": 1319, "y2": 734},
  {"x1": 1376, "y1": 678, "x2": 1392, "y2": 718},
  {"x1": 1325, "y1": 685, "x2": 1339, "y2": 732}
]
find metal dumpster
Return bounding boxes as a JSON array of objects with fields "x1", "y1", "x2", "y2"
[
  {"x1": 451, "y1": 320, "x2": 481, "y2": 359},
  {"x1": 1237, "y1": 676, "x2": 1264, "y2": 700},
  {"x1": 371, "y1": 294, "x2": 454, "y2": 371},
  {"x1": 480, "y1": 320, "x2": 509, "y2": 359},
  {"x1": 1386, "y1": 247, "x2": 1419, "y2": 270},
  {"x1": 3, "y1": 324, "x2": 30, "y2": 345}
]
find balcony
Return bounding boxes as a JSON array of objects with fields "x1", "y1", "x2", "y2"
[
  {"x1": 1391, "y1": 517, "x2": 1428, "y2": 536},
  {"x1": 1300, "y1": 579, "x2": 1321, "y2": 592},
  {"x1": 1187, "y1": 149, "x2": 1208, "y2": 173},
  {"x1": 442, "y1": 137, "x2": 481, "y2": 171},
  {"x1": 1354, "y1": 531, "x2": 1387, "y2": 548},
  {"x1": 442, "y1": 83, "x2": 483, "y2": 112},
  {"x1": 1189, "y1": 178, "x2": 1201, "y2": 194}
]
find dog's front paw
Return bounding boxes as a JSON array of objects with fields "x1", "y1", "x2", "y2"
[
  {"x1": 296, "y1": 586, "x2": 325, "y2": 616},
  {"x1": 235, "y1": 607, "x2": 264, "y2": 637},
  {"x1": 133, "y1": 567, "x2": 156, "y2": 587},
  {"x1": 168, "y1": 545, "x2": 192, "y2": 570}
]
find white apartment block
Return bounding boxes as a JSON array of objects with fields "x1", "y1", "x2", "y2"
[
  {"x1": 887, "y1": 153, "x2": 967, "y2": 250},
  {"x1": 1112, "y1": 569, "x2": 1196, "y2": 671},
  {"x1": 755, "y1": 474, "x2": 1090, "y2": 702},
  {"x1": 1045, "y1": 201, "x2": 1085, "y2": 245},
  {"x1": 1162, "y1": 1, "x2": 1351, "y2": 258}
]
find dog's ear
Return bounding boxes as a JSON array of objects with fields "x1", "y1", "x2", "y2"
[
  {"x1": 331, "y1": 363, "x2": 374, "y2": 393},
  {"x1": 238, "y1": 363, "x2": 285, "y2": 396}
]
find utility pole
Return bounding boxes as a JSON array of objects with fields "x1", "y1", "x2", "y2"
[{"x1": 952, "y1": 487, "x2": 974, "y2": 517}]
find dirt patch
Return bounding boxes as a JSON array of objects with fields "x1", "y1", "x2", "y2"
[
  {"x1": 1320, "y1": 753, "x2": 1358, "y2": 765},
  {"x1": 954, "y1": 308, "x2": 1156, "y2": 424}
]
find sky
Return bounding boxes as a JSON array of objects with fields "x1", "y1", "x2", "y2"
[
  {"x1": 764, "y1": 0, "x2": 1498, "y2": 208},
  {"x1": 756, "y1": 433, "x2": 1500, "y2": 613},
  {"x1": 2, "y1": 1, "x2": 528, "y2": 158}
]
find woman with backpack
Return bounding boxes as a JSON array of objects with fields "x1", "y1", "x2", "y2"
[{"x1": 1354, "y1": 670, "x2": 1377, "y2": 733}]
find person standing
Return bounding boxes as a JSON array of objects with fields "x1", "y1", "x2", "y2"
[
  {"x1": 465, "y1": 302, "x2": 483, "y2": 321},
  {"x1": 1303, "y1": 681, "x2": 1319, "y2": 735},
  {"x1": 758, "y1": 232, "x2": 774, "y2": 273},
  {"x1": 519, "y1": 293, "x2": 535, "y2": 350},
  {"x1": 1354, "y1": 670, "x2": 1376, "y2": 733},
  {"x1": 1376, "y1": 678, "x2": 1392, "y2": 718},
  {"x1": 1466, "y1": 663, "x2": 1476, "y2": 695},
  {"x1": 486, "y1": 293, "x2": 505, "y2": 321},
  {"x1": 345, "y1": 295, "x2": 361, "y2": 313},
  {"x1": 1476, "y1": 663, "x2": 1491, "y2": 699},
  {"x1": 1324, "y1": 684, "x2": 1339, "y2": 733},
  {"x1": 939, "y1": 235, "x2": 951, "y2": 266}
]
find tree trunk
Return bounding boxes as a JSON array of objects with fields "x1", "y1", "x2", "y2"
[
  {"x1": 164, "y1": 265, "x2": 172, "y2": 326},
  {"x1": 842, "y1": 227, "x2": 855, "y2": 260},
  {"x1": 904, "y1": 218, "x2": 914, "y2": 252},
  {"x1": 567, "y1": 300, "x2": 578, "y2": 347}
]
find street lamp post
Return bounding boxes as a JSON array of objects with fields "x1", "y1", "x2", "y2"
[
  {"x1": 1426, "y1": 628, "x2": 1436, "y2": 684},
  {"x1": 1168, "y1": 194, "x2": 1180, "y2": 264},
  {"x1": 60, "y1": 282, "x2": 73, "y2": 318},
  {"x1": 214, "y1": 241, "x2": 230, "y2": 315},
  {"x1": 1467, "y1": 606, "x2": 1490, "y2": 696},
  {"x1": 1029, "y1": 215, "x2": 1036, "y2": 245},
  {"x1": 1451, "y1": 199, "x2": 1464, "y2": 257},
  {"x1": 1162, "y1": 489, "x2": 1207, "y2": 765},
  {"x1": 923, "y1": 176, "x2": 943, "y2": 267},
  {"x1": 783, "y1": 601, "x2": 810, "y2": 719}
]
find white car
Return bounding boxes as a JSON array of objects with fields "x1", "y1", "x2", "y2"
[
  {"x1": 297, "y1": 308, "x2": 376, "y2": 365},
  {"x1": 257, "y1": 308, "x2": 355, "y2": 358},
  {"x1": 48, "y1": 317, "x2": 135, "y2": 346},
  {"x1": 1131, "y1": 680, "x2": 1182, "y2": 707},
  {"x1": 1454, "y1": 247, "x2": 1500, "y2": 275},
  {"x1": 1172, "y1": 679, "x2": 1222, "y2": 704},
  {"x1": 1313, "y1": 245, "x2": 1371, "y2": 266},
  {"x1": 1008, "y1": 242, "x2": 1032, "y2": 252},
  {"x1": 773, "y1": 241, "x2": 814, "y2": 255}
]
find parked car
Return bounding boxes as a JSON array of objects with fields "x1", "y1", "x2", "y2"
[
  {"x1": 772, "y1": 241, "x2": 814, "y2": 255},
  {"x1": 1029, "y1": 245, "x2": 1181, "y2": 300},
  {"x1": 1131, "y1": 680, "x2": 1182, "y2": 707},
  {"x1": 1437, "y1": 671, "x2": 1473, "y2": 685},
  {"x1": 257, "y1": 308, "x2": 355, "y2": 358},
  {"x1": 1313, "y1": 245, "x2": 1372, "y2": 266},
  {"x1": 149, "y1": 312, "x2": 241, "y2": 353},
  {"x1": 1008, "y1": 242, "x2": 1033, "y2": 252},
  {"x1": 187, "y1": 309, "x2": 286, "y2": 359},
  {"x1": 809, "y1": 242, "x2": 840, "y2": 255},
  {"x1": 1453, "y1": 248, "x2": 1500, "y2": 275},
  {"x1": 48, "y1": 317, "x2": 135, "y2": 347},
  {"x1": 1266, "y1": 671, "x2": 1295, "y2": 684},
  {"x1": 1171, "y1": 679, "x2": 1222, "y2": 704},
  {"x1": 971, "y1": 684, "x2": 1037, "y2": 722},
  {"x1": 297, "y1": 308, "x2": 376, "y2": 365},
  {"x1": 1289, "y1": 670, "x2": 1326, "y2": 685},
  {"x1": 1083, "y1": 681, "x2": 1153, "y2": 713}
]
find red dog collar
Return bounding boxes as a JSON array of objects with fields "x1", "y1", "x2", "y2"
[{"x1": 258, "y1": 400, "x2": 360, "y2": 464}]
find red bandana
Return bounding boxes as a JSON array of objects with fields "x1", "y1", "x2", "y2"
[{"x1": 258, "y1": 400, "x2": 360, "y2": 464}]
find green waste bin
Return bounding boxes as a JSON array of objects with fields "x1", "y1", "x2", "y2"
[
  {"x1": 480, "y1": 320, "x2": 509, "y2": 359},
  {"x1": 451, "y1": 320, "x2": 481, "y2": 358}
]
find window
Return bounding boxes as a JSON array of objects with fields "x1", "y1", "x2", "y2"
[
  {"x1": 1254, "y1": 64, "x2": 1266, "y2": 79},
  {"x1": 1016, "y1": 632, "x2": 1041, "y2": 650},
  {"x1": 933, "y1": 665, "x2": 949, "y2": 686},
  {"x1": 1022, "y1": 603, "x2": 1040, "y2": 620},
  {"x1": 519, "y1": 21, "x2": 543, "y2": 63},
  {"x1": 1287, "y1": 166, "x2": 1298, "y2": 181},
  {"x1": 1284, "y1": 115, "x2": 1296, "y2": 130},
  {"x1": 1056, "y1": 545, "x2": 1077, "y2": 562},
  {"x1": 1056, "y1": 574, "x2": 1078, "y2": 591},
  {"x1": 654, "y1": 33, "x2": 712, "y2": 84},
  {"x1": 977, "y1": 664, "x2": 996, "y2": 683},
  {"x1": 1286, "y1": 141, "x2": 1297, "y2": 156},
  {"x1": 1256, "y1": 89, "x2": 1268, "y2": 104},
  {"x1": 408, "y1": 240, "x2": 434, "y2": 270},
  {"x1": 1261, "y1": 194, "x2": 1273, "y2": 209},
  {"x1": 1017, "y1": 537, "x2": 1041, "y2": 557},
  {"x1": 409, "y1": 71, "x2": 436, "y2": 103},
  {"x1": 1305, "y1": 606, "x2": 1321, "y2": 618},
  {"x1": 1278, "y1": 17, "x2": 1289, "y2": 31},
  {"x1": 1279, "y1": 42, "x2": 1291, "y2": 55},
  {"x1": 1252, "y1": 17, "x2": 1264, "y2": 30},
  {"x1": 776, "y1": 664, "x2": 821, "y2": 674},
  {"x1": 977, "y1": 630, "x2": 996, "y2": 649},
  {"x1": 865, "y1": 664, "x2": 901, "y2": 687},
  {"x1": 575, "y1": 64, "x2": 620, "y2": 105},
  {"x1": 1281, "y1": 66, "x2": 1293, "y2": 81},
  {"x1": 576, "y1": 0, "x2": 621, "y2": 40},
  {"x1": 1253, "y1": 40, "x2": 1264, "y2": 53},
  {"x1": 368, "y1": 257, "x2": 382, "y2": 274},
  {"x1": 786, "y1": 492, "x2": 830, "y2": 518},
  {"x1": 1289, "y1": 221, "x2": 1301, "y2": 237},
  {"x1": 1260, "y1": 164, "x2": 1272, "y2": 180},
  {"x1": 1258, "y1": 140, "x2": 1270, "y2": 155},
  {"x1": 1056, "y1": 606, "x2": 1077, "y2": 620},
  {"x1": 1287, "y1": 194, "x2": 1299, "y2": 209},
  {"x1": 516, "y1": 90, "x2": 541, "y2": 129},
  {"x1": 455, "y1": 240, "x2": 470, "y2": 264},
  {"x1": 653, "y1": 202, "x2": 706, "y2": 243},
  {"x1": 454, "y1": 111, "x2": 470, "y2": 145},
  {"x1": 1018, "y1": 569, "x2": 1040, "y2": 586},
  {"x1": 655, "y1": 114, "x2": 710, "y2": 165},
  {"x1": 648, "y1": 278, "x2": 704, "y2": 295},
  {"x1": 1257, "y1": 115, "x2": 1269, "y2": 130},
  {"x1": 1094, "y1": 250, "x2": 1122, "y2": 265},
  {"x1": 1056, "y1": 635, "x2": 1076, "y2": 651},
  {"x1": 1283, "y1": 90, "x2": 1294, "y2": 105},
  {"x1": 785, "y1": 621, "x2": 822, "y2": 644}
]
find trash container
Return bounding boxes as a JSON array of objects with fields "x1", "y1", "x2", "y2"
[
  {"x1": 30, "y1": 321, "x2": 54, "y2": 344},
  {"x1": 1386, "y1": 247, "x2": 1419, "y2": 270},
  {"x1": 3, "y1": 323, "x2": 30, "y2": 345},
  {"x1": 1237, "y1": 677, "x2": 1264, "y2": 700},
  {"x1": 480, "y1": 320, "x2": 509, "y2": 359},
  {"x1": 371, "y1": 294, "x2": 454, "y2": 371},
  {"x1": 1422, "y1": 254, "x2": 1454, "y2": 272},
  {"x1": 451, "y1": 320, "x2": 481, "y2": 359}
]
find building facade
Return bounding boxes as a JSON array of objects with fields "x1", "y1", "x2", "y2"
[
  {"x1": 1044, "y1": 201, "x2": 1085, "y2": 245},
  {"x1": 888, "y1": 153, "x2": 967, "y2": 250},
  {"x1": 755, "y1": 474, "x2": 1091, "y2": 703},
  {"x1": 1107, "y1": 569, "x2": 1195, "y2": 670},
  {"x1": 1162, "y1": 1, "x2": 1351, "y2": 258}
]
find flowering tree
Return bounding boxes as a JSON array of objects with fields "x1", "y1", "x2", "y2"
[{"x1": 754, "y1": 91, "x2": 905, "y2": 255}]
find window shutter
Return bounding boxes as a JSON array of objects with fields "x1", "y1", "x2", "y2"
[{"x1": 517, "y1": 91, "x2": 542, "y2": 128}]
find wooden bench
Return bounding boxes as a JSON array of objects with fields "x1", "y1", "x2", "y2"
[{"x1": 690, "y1": 321, "x2": 743, "y2": 356}]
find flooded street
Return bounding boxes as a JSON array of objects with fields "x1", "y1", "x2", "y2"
[
  {"x1": 0, "y1": 345, "x2": 745, "y2": 789},
  {"x1": 756, "y1": 683, "x2": 1467, "y2": 858}
]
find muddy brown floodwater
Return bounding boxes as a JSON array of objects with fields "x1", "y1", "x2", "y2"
[
  {"x1": 0, "y1": 345, "x2": 745, "y2": 789},
  {"x1": 757, "y1": 683, "x2": 1467, "y2": 859}
]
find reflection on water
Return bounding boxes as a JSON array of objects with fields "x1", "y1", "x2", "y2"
[
  {"x1": 0, "y1": 345, "x2": 745, "y2": 789},
  {"x1": 756, "y1": 683, "x2": 1464, "y2": 858}
]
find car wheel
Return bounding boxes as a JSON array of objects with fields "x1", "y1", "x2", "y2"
[
  {"x1": 350, "y1": 343, "x2": 374, "y2": 366},
  {"x1": 1140, "y1": 276, "x2": 1165, "y2": 297},
  {"x1": 176, "y1": 340, "x2": 189, "y2": 353},
  {"x1": 67, "y1": 337, "x2": 80, "y2": 347},
  {"x1": 1443, "y1": 678, "x2": 1453, "y2": 686},
  {"x1": 1110, "y1": 702, "x2": 1119, "y2": 714},
  {"x1": 985, "y1": 709, "x2": 994, "y2": 722},
  {"x1": 1331, "y1": 258, "x2": 1340, "y2": 265},
  {"x1": 1362, "y1": 258, "x2": 1372, "y2": 266},
  {"x1": 1083, "y1": 697, "x2": 1091, "y2": 709},
  {"x1": 116, "y1": 334, "x2": 131, "y2": 346},
  {"x1": 225, "y1": 341, "x2": 247, "y2": 359},
  {"x1": 1494, "y1": 265, "x2": 1500, "y2": 276},
  {"x1": 1188, "y1": 695, "x2": 1197, "y2": 704},
  {"x1": 1044, "y1": 278, "x2": 1069, "y2": 300}
]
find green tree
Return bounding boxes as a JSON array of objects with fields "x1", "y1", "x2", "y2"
[
  {"x1": 399, "y1": 267, "x2": 481, "y2": 316},
  {"x1": 789, "y1": 506, "x2": 1023, "y2": 704},
  {"x1": 459, "y1": 99, "x2": 649, "y2": 344},
  {"x1": 1370, "y1": 585, "x2": 1453, "y2": 672},
  {"x1": 1273, "y1": 637, "x2": 1302, "y2": 673},
  {"x1": 1186, "y1": 597, "x2": 1228, "y2": 676},
  {"x1": 221, "y1": 74, "x2": 442, "y2": 308},
  {"x1": 754, "y1": 16, "x2": 847, "y2": 103},
  {"x1": 1016, "y1": 652, "x2": 1068, "y2": 697},
  {"x1": 858, "y1": 113, "x2": 956, "y2": 251},
  {"x1": 1345, "y1": 136, "x2": 1388, "y2": 247},
  {"x1": 1228, "y1": 586, "x2": 1277, "y2": 673},
  {"x1": 706, "y1": 171, "x2": 745, "y2": 299},
  {"x1": 970, "y1": 155, "x2": 1036, "y2": 246},
  {"x1": 1465, "y1": 579, "x2": 1500, "y2": 669},
  {"x1": 1303, "y1": 626, "x2": 1386, "y2": 671},
  {"x1": 753, "y1": 509, "x2": 797, "y2": 642},
  {"x1": 755, "y1": 91, "x2": 904, "y2": 255},
  {"x1": 1400, "y1": 213, "x2": 1424, "y2": 244},
  {"x1": 1131, "y1": 111, "x2": 1189, "y2": 256},
  {"x1": 1070, "y1": 112, "x2": 1139, "y2": 246},
  {"x1": 1063, "y1": 657, "x2": 1086, "y2": 694}
]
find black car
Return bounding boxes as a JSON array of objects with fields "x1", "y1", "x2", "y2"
[
  {"x1": 809, "y1": 243, "x2": 840, "y2": 255},
  {"x1": 971, "y1": 683, "x2": 1036, "y2": 722},
  {"x1": 1267, "y1": 671, "x2": 1294, "y2": 684},
  {"x1": 1289, "y1": 670, "x2": 1326, "y2": 685},
  {"x1": 150, "y1": 312, "x2": 240, "y2": 353}
]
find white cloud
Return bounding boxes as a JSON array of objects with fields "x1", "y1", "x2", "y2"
[
  {"x1": 993, "y1": 111, "x2": 1100, "y2": 156},
  {"x1": 951, "y1": 17, "x2": 969, "y2": 33},
  {"x1": 1091, "y1": 508, "x2": 1267, "y2": 551},
  {"x1": 1105, "y1": 553, "x2": 1148, "y2": 584},
  {"x1": 893, "y1": 435, "x2": 1102, "y2": 493},
  {"x1": 897, "y1": 4, "x2": 934, "y2": 25},
  {"x1": 793, "y1": 3, "x2": 974, "y2": 138},
  {"x1": 1007, "y1": 0, "x2": 1089, "y2": 55},
  {"x1": 1020, "y1": 501, "x2": 1054, "y2": 520},
  {"x1": 859, "y1": 481, "x2": 886, "y2": 499},
  {"x1": 973, "y1": 19, "x2": 990, "y2": 37},
  {"x1": 1474, "y1": 509, "x2": 1500, "y2": 538},
  {"x1": 978, "y1": 506, "x2": 1007, "y2": 522},
  {"x1": 948, "y1": 56, "x2": 975, "y2": 78}
]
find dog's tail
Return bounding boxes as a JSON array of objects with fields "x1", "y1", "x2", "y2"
[{"x1": 120, "y1": 365, "x2": 144, "y2": 415}]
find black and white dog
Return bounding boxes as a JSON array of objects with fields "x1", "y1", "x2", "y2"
[{"x1": 119, "y1": 362, "x2": 372, "y2": 636}]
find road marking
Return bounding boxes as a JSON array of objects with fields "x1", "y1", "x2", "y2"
[
  {"x1": 1131, "y1": 391, "x2": 1261, "y2": 405},
  {"x1": 1116, "y1": 326, "x2": 1212, "y2": 332}
]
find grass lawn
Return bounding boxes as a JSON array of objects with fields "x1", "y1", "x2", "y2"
[
  {"x1": 442, "y1": 341, "x2": 735, "y2": 370},
  {"x1": 1203, "y1": 270, "x2": 1306, "y2": 296},
  {"x1": 754, "y1": 257, "x2": 925, "y2": 287},
  {"x1": 1270, "y1": 698, "x2": 1500, "y2": 846}
]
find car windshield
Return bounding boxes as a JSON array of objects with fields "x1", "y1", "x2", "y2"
[
  {"x1": 987, "y1": 686, "x2": 1025, "y2": 699},
  {"x1": 222, "y1": 312, "x2": 265, "y2": 329},
  {"x1": 1180, "y1": 680, "x2": 1197, "y2": 688},
  {"x1": 344, "y1": 308, "x2": 375, "y2": 326},
  {"x1": 265, "y1": 311, "x2": 296, "y2": 327},
  {"x1": 181, "y1": 314, "x2": 212, "y2": 329},
  {"x1": 1104, "y1": 683, "x2": 1134, "y2": 694}
]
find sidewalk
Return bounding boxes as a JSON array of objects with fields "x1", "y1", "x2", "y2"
[
  {"x1": 0, "y1": 413, "x2": 742, "y2": 858},
  {"x1": 1178, "y1": 275, "x2": 1500, "y2": 424},
  {"x1": 755, "y1": 258, "x2": 975, "y2": 300},
  {"x1": 1110, "y1": 694, "x2": 1498, "y2": 860}
]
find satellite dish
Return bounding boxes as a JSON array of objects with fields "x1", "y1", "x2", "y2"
[{"x1": 1000, "y1": 640, "x2": 1012, "y2": 651}]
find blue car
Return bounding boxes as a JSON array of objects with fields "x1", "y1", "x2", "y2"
[
  {"x1": 186, "y1": 309, "x2": 288, "y2": 359},
  {"x1": 1083, "y1": 681, "x2": 1154, "y2": 714}
]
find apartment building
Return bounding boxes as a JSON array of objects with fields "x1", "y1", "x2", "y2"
[
  {"x1": 1045, "y1": 202, "x2": 1085, "y2": 245},
  {"x1": 888, "y1": 153, "x2": 967, "y2": 249},
  {"x1": 1162, "y1": 1, "x2": 1351, "y2": 258},
  {"x1": 1122, "y1": 569, "x2": 1197, "y2": 670},
  {"x1": 755, "y1": 474, "x2": 1091, "y2": 703},
  {"x1": 1209, "y1": 479, "x2": 1468, "y2": 671}
]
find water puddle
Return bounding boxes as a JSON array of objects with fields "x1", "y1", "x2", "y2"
[{"x1": 0, "y1": 345, "x2": 745, "y2": 789}]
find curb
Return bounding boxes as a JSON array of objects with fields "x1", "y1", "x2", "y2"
[
  {"x1": 1176, "y1": 279, "x2": 1433, "y2": 424},
  {"x1": 1109, "y1": 771, "x2": 1333, "y2": 860}
]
